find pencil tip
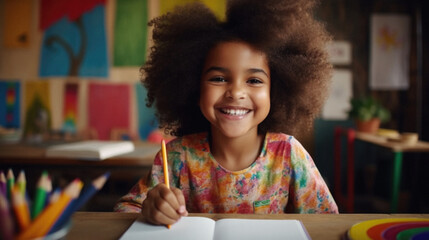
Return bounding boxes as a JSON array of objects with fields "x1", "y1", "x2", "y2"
[
  {"x1": 103, "y1": 172, "x2": 111, "y2": 179},
  {"x1": 7, "y1": 169, "x2": 14, "y2": 178}
]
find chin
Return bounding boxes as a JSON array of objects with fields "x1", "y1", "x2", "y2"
[{"x1": 218, "y1": 127, "x2": 255, "y2": 139}]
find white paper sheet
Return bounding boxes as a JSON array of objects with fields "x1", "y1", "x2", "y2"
[{"x1": 370, "y1": 14, "x2": 410, "y2": 90}]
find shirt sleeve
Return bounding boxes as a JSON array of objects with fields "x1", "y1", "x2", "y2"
[
  {"x1": 113, "y1": 152, "x2": 164, "y2": 213},
  {"x1": 286, "y1": 137, "x2": 339, "y2": 214}
]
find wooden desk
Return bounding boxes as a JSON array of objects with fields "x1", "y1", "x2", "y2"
[
  {"x1": 0, "y1": 141, "x2": 159, "y2": 167},
  {"x1": 334, "y1": 128, "x2": 429, "y2": 213},
  {"x1": 69, "y1": 212, "x2": 429, "y2": 240}
]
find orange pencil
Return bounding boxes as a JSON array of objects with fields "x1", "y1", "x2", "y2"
[
  {"x1": 17, "y1": 179, "x2": 83, "y2": 240},
  {"x1": 11, "y1": 185, "x2": 31, "y2": 231},
  {"x1": 161, "y1": 139, "x2": 171, "y2": 229}
]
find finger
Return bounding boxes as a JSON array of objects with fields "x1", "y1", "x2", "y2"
[
  {"x1": 150, "y1": 206, "x2": 178, "y2": 226},
  {"x1": 171, "y1": 188, "x2": 188, "y2": 215},
  {"x1": 157, "y1": 188, "x2": 181, "y2": 220},
  {"x1": 142, "y1": 197, "x2": 177, "y2": 226}
]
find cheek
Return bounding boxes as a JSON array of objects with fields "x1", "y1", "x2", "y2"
[
  {"x1": 199, "y1": 86, "x2": 215, "y2": 113},
  {"x1": 255, "y1": 89, "x2": 271, "y2": 107}
]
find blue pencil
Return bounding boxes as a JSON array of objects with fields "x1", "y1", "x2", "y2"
[{"x1": 48, "y1": 172, "x2": 110, "y2": 233}]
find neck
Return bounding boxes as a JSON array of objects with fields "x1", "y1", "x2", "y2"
[{"x1": 209, "y1": 128, "x2": 264, "y2": 171}]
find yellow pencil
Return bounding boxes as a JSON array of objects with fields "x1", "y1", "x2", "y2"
[
  {"x1": 17, "y1": 179, "x2": 83, "y2": 240},
  {"x1": 161, "y1": 139, "x2": 171, "y2": 229},
  {"x1": 11, "y1": 185, "x2": 31, "y2": 231},
  {"x1": 16, "y1": 170, "x2": 26, "y2": 196}
]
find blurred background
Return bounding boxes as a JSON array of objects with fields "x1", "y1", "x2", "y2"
[{"x1": 0, "y1": 0, "x2": 428, "y2": 213}]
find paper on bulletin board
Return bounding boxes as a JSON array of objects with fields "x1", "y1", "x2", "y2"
[
  {"x1": 49, "y1": 79, "x2": 64, "y2": 130},
  {"x1": 114, "y1": 0, "x2": 148, "y2": 66},
  {"x1": 160, "y1": 0, "x2": 226, "y2": 20},
  {"x1": 321, "y1": 69, "x2": 352, "y2": 120},
  {"x1": 62, "y1": 82, "x2": 79, "y2": 132},
  {"x1": 370, "y1": 14, "x2": 410, "y2": 90},
  {"x1": 0, "y1": 81, "x2": 21, "y2": 128},
  {"x1": 39, "y1": 5, "x2": 108, "y2": 77},
  {"x1": 326, "y1": 41, "x2": 352, "y2": 65},
  {"x1": 23, "y1": 81, "x2": 52, "y2": 136},
  {"x1": 39, "y1": 0, "x2": 107, "y2": 30},
  {"x1": 135, "y1": 83, "x2": 158, "y2": 139},
  {"x1": 3, "y1": 0, "x2": 31, "y2": 48},
  {"x1": 88, "y1": 83, "x2": 130, "y2": 140}
]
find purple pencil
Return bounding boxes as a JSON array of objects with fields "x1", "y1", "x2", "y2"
[
  {"x1": 0, "y1": 171, "x2": 6, "y2": 196},
  {"x1": 0, "y1": 192, "x2": 14, "y2": 240}
]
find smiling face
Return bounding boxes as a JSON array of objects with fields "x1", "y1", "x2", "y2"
[{"x1": 199, "y1": 41, "x2": 271, "y2": 139}]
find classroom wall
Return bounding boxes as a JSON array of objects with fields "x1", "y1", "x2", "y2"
[{"x1": 0, "y1": 0, "x2": 162, "y2": 139}]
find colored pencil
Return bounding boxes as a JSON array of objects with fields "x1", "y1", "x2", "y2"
[
  {"x1": 16, "y1": 170, "x2": 26, "y2": 196},
  {"x1": 161, "y1": 139, "x2": 171, "y2": 229},
  {"x1": 17, "y1": 179, "x2": 83, "y2": 240},
  {"x1": 0, "y1": 192, "x2": 14, "y2": 240},
  {"x1": 49, "y1": 172, "x2": 110, "y2": 233},
  {"x1": 11, "y1": 186, "x2": 31, "y2": 231},
  {"x1": 0, "y1": 171, "x2": 6, "y2": 197},
  {"x1": 43, "y1": 176, "x2": 53, "y2": 208},
  {"x1": 6, "y1": 169, "x2": 14, "y2": 201},
  {"x1": 31, "y1": 171, "x2": 51, "y2": 219},
  {"x1": 48, "y1": 187, "x2": 62, "y2": 205}
]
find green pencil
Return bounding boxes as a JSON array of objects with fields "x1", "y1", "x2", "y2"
[
  {"x1": 31, "y1": 171, "x2": 51, "y2": 219},
  {"x1": 6, "y1": 169, "x2": 14, "y2": 201}
]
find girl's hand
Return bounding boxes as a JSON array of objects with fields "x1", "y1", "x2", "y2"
[{"x1": 141, "y1": 184, "x2": 188, "y2": 225}]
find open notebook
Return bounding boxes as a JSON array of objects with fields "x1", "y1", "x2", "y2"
[{"x1": 120, "y1": 217, "x2": 311, "y2": 240}]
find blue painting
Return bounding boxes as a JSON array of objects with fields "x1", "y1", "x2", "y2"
[
  {"x1": 135, "y1": 83, "x2": 158, "y2": 139},
  {"x1": 39, "y1": 5, "x2": 108, "y2": 77},
  {"x1": 0, "y1": 81, "x2": 21, "y2": 128}
]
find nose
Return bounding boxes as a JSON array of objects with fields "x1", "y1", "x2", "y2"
[{"x1": 225, "y1": 81, "x2": 245, "y2": 100}]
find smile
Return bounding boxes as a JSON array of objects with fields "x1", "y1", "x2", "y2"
[{"x1": 220, "y1": 108, "x2": 250, "y2": 116}]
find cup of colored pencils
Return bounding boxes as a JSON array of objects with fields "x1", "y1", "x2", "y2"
[{"x1": 0, "y1": 169, "x2": 109, "y2": 240}]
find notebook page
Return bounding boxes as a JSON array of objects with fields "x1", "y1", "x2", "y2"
[
  {"x1": 119, "y1": 217, "x2": 216, "y2": 240},
  {"x1": 213, "y1": 219, "x2": 311, "y2": 240}
]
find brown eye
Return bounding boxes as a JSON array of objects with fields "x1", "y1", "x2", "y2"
[
  {"x1": 247, "y1": 78, "x2": 263, "y2": 84},
  {"x1": 209, "y1": 76, "x2": 226, "y2": 82}
]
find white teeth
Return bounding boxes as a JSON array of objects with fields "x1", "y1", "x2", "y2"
[{"x1": 221, "y1": 109, "x2": 249, "y2": 116}]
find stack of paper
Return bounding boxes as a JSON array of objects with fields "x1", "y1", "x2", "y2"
[{"x1": 45, "y1": 140, "x2": 135, "y2": 160}]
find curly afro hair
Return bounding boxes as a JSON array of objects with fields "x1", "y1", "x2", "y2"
[{"x1": 142, "y1": 0, "x2": 332, "y2": 137}]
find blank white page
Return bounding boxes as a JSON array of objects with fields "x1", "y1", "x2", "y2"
[
  {"x1": 213, "y1": 219, "x2": 311, "y2": 240},
  {"x1": 119, "y1": 217, "x2": 216, "y2": 240}
]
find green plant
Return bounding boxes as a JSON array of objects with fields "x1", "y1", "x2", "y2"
[{"x1": 348, "y1": 96, "x2": 390, "y2": 123}]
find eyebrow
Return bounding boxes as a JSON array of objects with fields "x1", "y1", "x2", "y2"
[{"x1": 204, "y1": 66, "x2": 269, "y2": 77}]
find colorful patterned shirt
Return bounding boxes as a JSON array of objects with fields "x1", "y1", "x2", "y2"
[{"x1": 114, "y1": 132, "x2": 338, "y2": 214}]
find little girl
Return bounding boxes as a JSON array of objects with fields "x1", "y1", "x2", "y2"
[{"x1": 115, "y1": 0, "x2": 338, "y2": 226}]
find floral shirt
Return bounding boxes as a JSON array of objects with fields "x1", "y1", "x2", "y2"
[{"x1": 114, "y1": 132, "x2": 338, "y2": 214}]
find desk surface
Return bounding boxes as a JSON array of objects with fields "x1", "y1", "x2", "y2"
[
  {"x1": 0, "y1": 141, "x2": 159, "y2": 167},
  {"x1": 69, "y1": 212, "x2": 429, "y2": 240},
  {"x1": 356, "y1": 132, "x2": 429, "y2": 152}
]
